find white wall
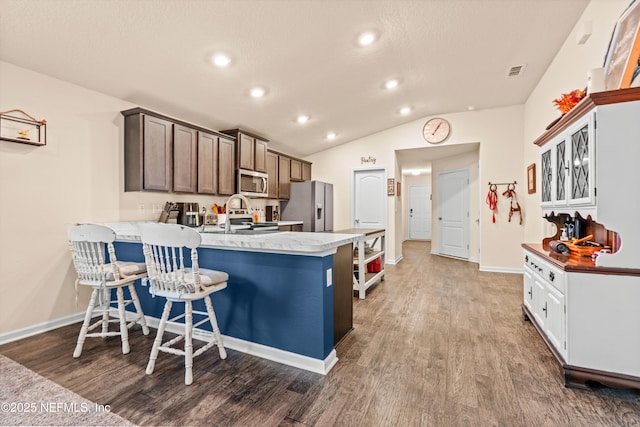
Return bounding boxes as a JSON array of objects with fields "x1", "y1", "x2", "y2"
[
  {"x1": 0, "y1": 61, "x2": 267, "y2": 334},
  {"x1": 307, "y1": 104, "x2": 524, "y2": 270},
  {"x1": 523, "y1": 0, "x2": 630, "y2": 243}
]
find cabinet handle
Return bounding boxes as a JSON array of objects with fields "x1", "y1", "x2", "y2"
[
  {"x1": 549, "y1": 272, "x2": 555, "y2": 282},
  {"x1": 525, "y1": 255, "x2": 529, "y2": 263},
  {"x1": 543, "y1": 302, "x2": 547, "y2": 317},
  {"x1": 528, "y1": 288, "x2": 532, "y2": 297}
]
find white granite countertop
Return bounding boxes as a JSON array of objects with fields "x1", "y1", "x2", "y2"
[
  {"x1": 276, "y1": 220, "x2": 303, "y2": 226},
  {"x1": 106, "y1": 221, "x2": 363, "y2": 257}
]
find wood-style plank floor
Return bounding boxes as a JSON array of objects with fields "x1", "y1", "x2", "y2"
[{"x1": 2, "y1": 241, "x2": 639, "y2": 426}]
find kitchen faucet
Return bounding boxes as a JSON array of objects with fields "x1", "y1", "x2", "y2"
[{"x1": 224, "y1": 194, "x2": 253, "y2": 234}]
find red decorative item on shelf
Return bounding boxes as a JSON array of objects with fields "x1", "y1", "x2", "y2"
[{"x1": 552, "y1": 89, "x2": 586, "y2": 114}]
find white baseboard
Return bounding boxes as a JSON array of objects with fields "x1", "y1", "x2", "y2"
[
  {"x1": 479, "y1": 266, "x2": 524, "y2": 274},
  {"x1": 129, "y1": 310, "x2": 339, "y2": 375},
  {"x1": 0, "y1": 312, "x2": 86, "y2": 346},
  {"x1": 1, "y1": 309, "x2": 339, "y2": 375},
  {"x1": 386, "y1": 255, "x2": 403, "y2": 265}
]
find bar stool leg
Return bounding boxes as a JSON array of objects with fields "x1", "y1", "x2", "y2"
[
  {"x1": 116, "y1": 287, "x2": 130, "y2": 355},
  {"x1": 128, "y1": 284, "x2": 149, "y2": 335},
  {"x1": 204, "y1": 295, "x2": 226, "y2": 359},
  {"x1": 147, "y1": 300, "x2": 172, "y2": 375},
  {"x1": 74, "y1": 289, "x2": 99, "y2": 358},
  {"x1": 184, "y1": 300, "x2": 194, "y2": 385}
]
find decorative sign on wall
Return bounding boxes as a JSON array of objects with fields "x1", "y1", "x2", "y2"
[
  {"x1": 361, "y1": 156, "x2": 376, "y2": 165},
  {"x1": 0, "y1": 109, "x2": 47, "y2": 146},
  {"x1": 387, "y1": 178, "x2": 395, "y2": 196}
]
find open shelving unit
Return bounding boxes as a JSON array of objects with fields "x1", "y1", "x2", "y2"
[{"x1": 351, "y1": 229, "x2": 385, "y2": 299}]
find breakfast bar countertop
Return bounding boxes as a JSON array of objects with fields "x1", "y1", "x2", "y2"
[{"x1": 106, "y1": 221, "x2": 363, "y2": 256}]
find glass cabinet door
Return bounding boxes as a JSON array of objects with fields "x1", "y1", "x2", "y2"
[
  {"x1": 568, "y1": 114, "x2": 595, "y2": 205},
  {"x1": 555, "y1": 139, "x2": 567, "y2": 203},
  {"x1": 541, "y1": 148, "x2": 553, "y2": 205}
]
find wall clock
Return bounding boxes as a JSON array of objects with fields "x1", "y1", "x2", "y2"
[{"x1": 422, "y1": 117, "x2": 450, "y2": 144}]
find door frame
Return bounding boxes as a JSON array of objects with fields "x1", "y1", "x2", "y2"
[
  {"x1": 351, "y1": 167, "x2": 388, "y2": 248},
  {"x1": 408, "y1": 184, "x2": 432, "y2": 240},
  {"x1": 437, "y1": 167, "x2": 470, "y2": 259}
]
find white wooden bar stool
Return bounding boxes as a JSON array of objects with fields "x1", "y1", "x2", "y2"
[
  {"x1": 139, "y1": 223, "x2": 228, "y2": 385},
  {"x1": 68, "y1": 224, "x2": 149, "y2": 358}
]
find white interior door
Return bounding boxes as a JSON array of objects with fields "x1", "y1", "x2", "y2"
[
  {"x1": 409, "y1": 184, "x2": 431, "y2": 240},
  {"x1": 353, "y1": 169, "x2": 386, "y2": 231},
  {"x1": 438, "y1": 169, "x2": 469, "y2": 259}
]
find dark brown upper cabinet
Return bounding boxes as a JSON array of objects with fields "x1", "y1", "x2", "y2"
[
  {"x1": 266, "y1": 150, "x2": 279, "y2": 199},
  {"x1": 173, "y1": 124, "x2": 198, "y2": 193},
  {"x1": 217, "y1": 137, "x2": 235, "y2": 196},
  {"x1": 278, "y1": 155, "x2": 291, "y2": 199},
  {"x1": 290, "y1": 158, "x2": 302, "y2": 182},
  {"x1": 197, "y1": 131, "x2": 219, "y2": 195},
  {"x1": 221, "y1": 129, "x2": 269, "y2": 173},
  {"x1": 123, "y1": 112, "x2": 173, "y2": 192},
  {"x1": 302, "y1": 162, "x2": 312, "y2": 181},
  {"x1": 122, "y1": 107, "x2": 236, "y2": 195},
  {"x1": 197, "y1": 131, "x2": 236, "y2": 196}
]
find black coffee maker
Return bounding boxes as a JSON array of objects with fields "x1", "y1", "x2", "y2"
[{"x1": 177, "y1": 202, "x2": 200, "y2": 227}]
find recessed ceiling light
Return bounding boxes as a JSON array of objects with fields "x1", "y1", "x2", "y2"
[
  {"x1": 297, "y1": 114, "x2": 310, "y2": 124},
  {"x1": 250, "y1": 86, "x2": 267, "y2": 98},
  {"x1": 412, "y1": 170, "x2": 420, "y2": 176},
  {"x1": 385, "y1": 79, "x2": 399, "y2": 90},
  {"x1": 467, "y1": 105, "x2": 476, "y2": 111},
  {"x1": 212, "y1": 53, "x2": 231, "y2": 68},
  {"x1": 399, "y1": 106, "x2": 412, "y2": 115},
  {"x1": 358, "y1": 30, "x2": 377, "y2": 46},
  {"x1": 326, "y1": 132, "x2": 337, "y2": 140}
]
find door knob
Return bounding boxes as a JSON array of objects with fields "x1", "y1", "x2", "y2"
[{"x1": 438, "y1": 217, "x2": 442, "y2": 220}]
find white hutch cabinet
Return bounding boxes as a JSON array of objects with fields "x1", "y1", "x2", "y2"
[{"x1": 523, "y1": 88, "x2": 640, "y2": 390}]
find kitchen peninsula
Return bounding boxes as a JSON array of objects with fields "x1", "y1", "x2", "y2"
[{"x1": 107, "y1": 222, "x2": 362, "y2": 374}]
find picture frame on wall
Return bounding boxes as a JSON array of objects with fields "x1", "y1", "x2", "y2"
[
  {"x1": 603, "y1": 0, "x2": 640, "y2": 89},
  {"x1": 397, "y1": 181, "x2": 401, "y2": 197},
  {"x1": 527, "y1": 163, "x2": 536, "y2": 194},
  {"x1": 387, "y1": 178, "x2": 395, "y2": 196}
]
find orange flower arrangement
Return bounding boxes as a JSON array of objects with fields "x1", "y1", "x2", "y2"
[{"x1": 553, "y1": 89, "x2": 586, "y2": 114}]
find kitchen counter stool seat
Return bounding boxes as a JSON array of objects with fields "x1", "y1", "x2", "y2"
[
  {"x1": 68, "y1": 224, "x2": 149, "y2": 358},
  {"x1": 139, "y1": 223, "x2": 228, "y2": 385}
]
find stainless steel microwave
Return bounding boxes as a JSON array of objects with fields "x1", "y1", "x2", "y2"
[{"x1": 238, "y1": 169, "x2": 268, "y2": 197}]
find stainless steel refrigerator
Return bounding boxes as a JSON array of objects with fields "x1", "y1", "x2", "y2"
[{"x1": 281, "y1": 180, "x2": 333, "y2": 232}]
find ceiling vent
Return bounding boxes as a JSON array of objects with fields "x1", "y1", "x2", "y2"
[{"x1": 507, "y1": 64, "x2": 526, "y2": 77}]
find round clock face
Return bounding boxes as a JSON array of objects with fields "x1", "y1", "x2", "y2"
[{"x1": 423, "y1": 118, "x2": 450, "y2": 144}]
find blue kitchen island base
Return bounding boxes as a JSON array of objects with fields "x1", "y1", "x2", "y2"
[{"x1": 114, "y1": 240, "x2": 345, "y2": 374}]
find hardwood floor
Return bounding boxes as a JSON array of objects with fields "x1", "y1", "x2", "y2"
[{"x1": 2, "y1": 241, "x2": 639, "y2": 426}]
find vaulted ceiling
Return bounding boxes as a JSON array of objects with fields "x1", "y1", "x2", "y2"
[{"x1": 0, "y1": 0, "x2": 590, "y2": 157}]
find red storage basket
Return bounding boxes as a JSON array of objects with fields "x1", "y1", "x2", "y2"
[{"x1": 367, "y1": 258, "x2": 381, "y2": 273}]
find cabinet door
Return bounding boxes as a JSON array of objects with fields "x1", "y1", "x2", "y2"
[
  {"x1": 568, "y1": 115, "x2": 595, "y2": 206},
  {"x1": 197, "y1": 132, "x2": 218, "y2": 194},
  {"x1": 218, "y1": 137, "x2": 236, "y2": 196},
  {"x1": 238, "y1": 133, "x2": 254, "y2": 170},
  {"x1": 278, "y1": 156, "x2": 291, "y2": 199},
  {"x1": 266, "y1": 151, "x2": 279, "y2": 198},
  {"x1": 290, "y1": 159, "x2": 302, "y2": 181},
  {"x1": 291, "y1": 224, "x2": 303, "y2": 232},
  {"x1": 302, "y1": 162, "x2": 311, "y2": 181},
  {"x1": 523, "y1": 266, "x2": 535, "y2": 311},
  {"x1": 532, "y1": 276, "x2": 546, "y2": 328},
  {"x1": 540, "y1": 147, "x2": 553, "y2": 206},
  {"x1": 545, "y1": 284, "x2": 566, "y2": 356},
  {"x1": 255, "y1": 139, "x2": 268, "y2": 173},
  {"x1": 143, "y1": 115, "x2": 173, "y2": 191},
  {"x1": 173, "y1": 124, "x2": 197, "y2": 193},
  {"x1": 555, "y1": 138, "x2": 568, "y2": 204}
]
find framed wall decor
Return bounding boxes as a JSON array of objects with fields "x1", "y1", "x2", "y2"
[
  {"x1": 527, "y1": 163, "x2": 536, "y2": 194},
  {"x1": 603, "y1": 0, "x2": 640, "y2": 90},
  {"x1": 387, "y1": 178, "x2": 395, "y2": 196},
  {"x1": 397, "y1": 181, "x2": 401, "y2": 197},
  {"x1": 0, "y1": 109, "x2": 47, "y2": 146}
]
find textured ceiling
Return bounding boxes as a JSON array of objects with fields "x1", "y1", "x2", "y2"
[{"x1": 0, "y1": 0, "x2": 589, "y2": 157}]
